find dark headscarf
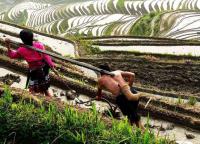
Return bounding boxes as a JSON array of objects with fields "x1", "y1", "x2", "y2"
[{"x1": 19, "y1": 30, "x2": 33, "y2": 46}]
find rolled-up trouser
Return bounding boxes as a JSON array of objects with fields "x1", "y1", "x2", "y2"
[{"x1": 116, "y1": 87, "x2": 140, "y2": 123}]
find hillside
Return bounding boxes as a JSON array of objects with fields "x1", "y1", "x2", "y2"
[{"x1": 0, "y1": 0, "x2": 200, "y2": 40}]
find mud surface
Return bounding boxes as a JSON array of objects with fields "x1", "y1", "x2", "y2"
[
  {"x1": 142, "y1": 117, "x2": 200, "y2": 144},
  {"x1": 79, "y1": 53, "x2": 200, "y2": 97},
  {"x1": 0, "y1": 73, "x2": 20, "y2": 85},
  {"x1": 0, "y1": 67, "x2": 26, "y2": 89}
]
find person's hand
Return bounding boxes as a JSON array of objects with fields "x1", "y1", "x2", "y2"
[
  {"x1": 95, "y1": 95, "x2": 101, "y2": 100},
  {"x1": 137, "y1": 92, "x2": 149, "y2": 100},
  {"x1": 5, "y1": 38, "x2": 11, "y2": 50},
  {"x1": 5, "y1": 38, "x2": 10, "y2": 43}
]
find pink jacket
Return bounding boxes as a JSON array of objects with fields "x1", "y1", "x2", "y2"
[{"x1": 8, "y1": 41, "x2": 55, "y2": 69}]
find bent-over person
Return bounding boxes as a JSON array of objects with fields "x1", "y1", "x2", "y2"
[{"x1": 96, "y1": 64, "x2": 145, "y2": 131}]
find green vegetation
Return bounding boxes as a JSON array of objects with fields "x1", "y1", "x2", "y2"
[
  {"x1": 60, "y1": 19, "x2": 69, "y2": 33},
  {"x1": 176, "y1": 96, "x2": 184, "y2": 105},
  {"x1": 107, "y1": 0, "x2": 116, "y2": 13},
  {"x1": 129, "y1": 12, "x2": 163, "y2": 37},
  {"x1": 105, "y1": 22, "x2": 120, "y2": 36},
  {"x1": 88, "y1": 4, "x2": 96, "y2": 14},
  {"x1": 4, "y1": 10, "x2": 28, "y2": 26},
  {"x1": 79, "y1": 39, "x2": 101, "y2": 55},
  {"x1": 64, "y1": 54, "x2": 74, "y2": 58},
  {"x1": 176, "y1": 96, "x2": 197, "y2": 106},
  {"x1": 187, "y1": 96, "x2": 197, "y2": 106},
  {"x1": 187, "y1": 52, "x2": 193, "y2": 57},
  {"x1": 49, "y1": 19, "x2": 69, "y2": 35},
  {"x1": 51, "y1": 21, "x2": 60, "y2": 34},
  {"x1": 0, "y1": 86, "x2": 170, "y2": 144},
  {"x1": 116, "y1": 0, "x2": 126, "y2": 13},
  {"x1": 68, "y1": 33, "x2": 101, "y2": 55},
  {"x1": 152, "y1": 13, "x2": 163, "y2": 36}
]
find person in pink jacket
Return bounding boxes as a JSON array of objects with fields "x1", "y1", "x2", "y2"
[{"x1": 5, "y1": 29, "x2": 56, "y2": 97}]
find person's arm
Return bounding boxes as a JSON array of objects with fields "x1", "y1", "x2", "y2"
[
  {"x1": 96, "y1": 79, "x2": 103, "y2": 100},
  {"x1": 121, "y1": 71, "x2": 135, "y2": 87},
  {"x1": 38, "y1": 42, "x2": 55, "y2": 68},
  {"x1": 121, "y1": 85, "x2": 141, "y2": 101},
  {"x1": 5, "y1": 38, "x2": 11, "y2": 50},
  {"x1": 5, "y1": 38, "x2": 21, "y2": 59},
  {"x1": 96, "y1": 86, "x2": 102, "y2": 100},
  {"x1": 36, "y1": 42, "x2": 61, "y2": 76}
]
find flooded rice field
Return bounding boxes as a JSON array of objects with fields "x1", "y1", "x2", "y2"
[
  {"x1": 97, "y1": 45, "x2": 200, "y2": 56},
  {"x1": 0, "y1": 23, "x2": 75, "y2": 56}
]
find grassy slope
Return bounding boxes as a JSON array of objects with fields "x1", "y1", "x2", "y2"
[{"x1": 0, "y1": 86, "x2": 170, "y2": 144}]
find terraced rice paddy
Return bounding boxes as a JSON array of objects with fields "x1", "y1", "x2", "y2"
[
  {"x1": 0, "y1": 0, "x2": 200, "y2": 40},
  {"x1": 0, "y1": 22, "x2": 75, "y2": 56},
  {"x1": 0, "y1": 25, "x2": 200, "y2": 143},
  {"x1": 0, "y1": 0, "x2": 200, "y2": 143},
  {"x1": 97, "y1": 45, "x2": 200, "y2": 56}
]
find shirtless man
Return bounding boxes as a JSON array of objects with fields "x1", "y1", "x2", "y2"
[{"x1": 96, "y1": 64, "x2": 144, "y2": 131}]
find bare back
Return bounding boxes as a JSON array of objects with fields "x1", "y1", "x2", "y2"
[
  {"x1": 112, "y1": 70, "x2": 128, "y2": 88},
  {"x1": 98, "y1": 75, "x2": 120, "y2": 96},
  {"x1": 98, "y1": 70, "x2": 128, "y2": 96}
]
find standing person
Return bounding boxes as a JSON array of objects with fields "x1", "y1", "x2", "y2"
[
  {"x1": 96, "y1": 63, "x2": 145, "y2": 131},
  {"x1": 5, "y1": 29, "x2": 56, "y2": 97}
]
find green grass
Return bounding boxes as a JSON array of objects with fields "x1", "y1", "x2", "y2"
[
  {"x1": 0, "y1": 86, "x2": 171, "y2": 144},
  {"x1": 187, "y1": 96, "x2": 197, "y2": 106},
  {"x1": 176, "y1": 96, "x2": 184, "y2": 105},
  {"x1": 67, "y1": 33, "x2": 101, "y2": 55},
  {"x1": 83, "y1": 40, "x2": 101, "y2": 54}
]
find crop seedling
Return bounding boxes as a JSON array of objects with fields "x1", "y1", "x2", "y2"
[
  {"x1": 188, "y1": 96, "x2": 197, "y2": 106},
  {"x1": 176, "y1": 96, "x2": 184, "y2": 105}
]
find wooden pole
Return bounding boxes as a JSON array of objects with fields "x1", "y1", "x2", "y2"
[{"x1": 6, "y1": 39, "x2": 114, "y2": 76}]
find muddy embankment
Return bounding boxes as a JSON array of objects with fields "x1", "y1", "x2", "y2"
[
  {"x1": 78, "y1": 52, "x2": 200, "y2": 98},
  {"x1": 0, "y1": 45, "x2": 200, "y2": 131},
  {"x1": 82, "y1": 36, "x2": 200, "y2": 46}
]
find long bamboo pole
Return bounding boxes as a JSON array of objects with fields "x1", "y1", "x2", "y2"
[{"x1": 3, "y1": 39, "x2": 114, "y2": 76}]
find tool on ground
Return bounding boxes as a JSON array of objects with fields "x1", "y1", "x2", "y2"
[
  {"x1": 46, "y1": 65, "x2": 117, "y2": 114},
  {"x1": 75, "y1": 97, "x2": 118, "y2": 114},
  {"x1": 144, "y1": 97, "x2": 152, "y2": 109}
]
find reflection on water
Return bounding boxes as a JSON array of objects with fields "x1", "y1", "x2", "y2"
[{"x1": 98, "y1": 45, "x2": 200, "y2": 56}]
